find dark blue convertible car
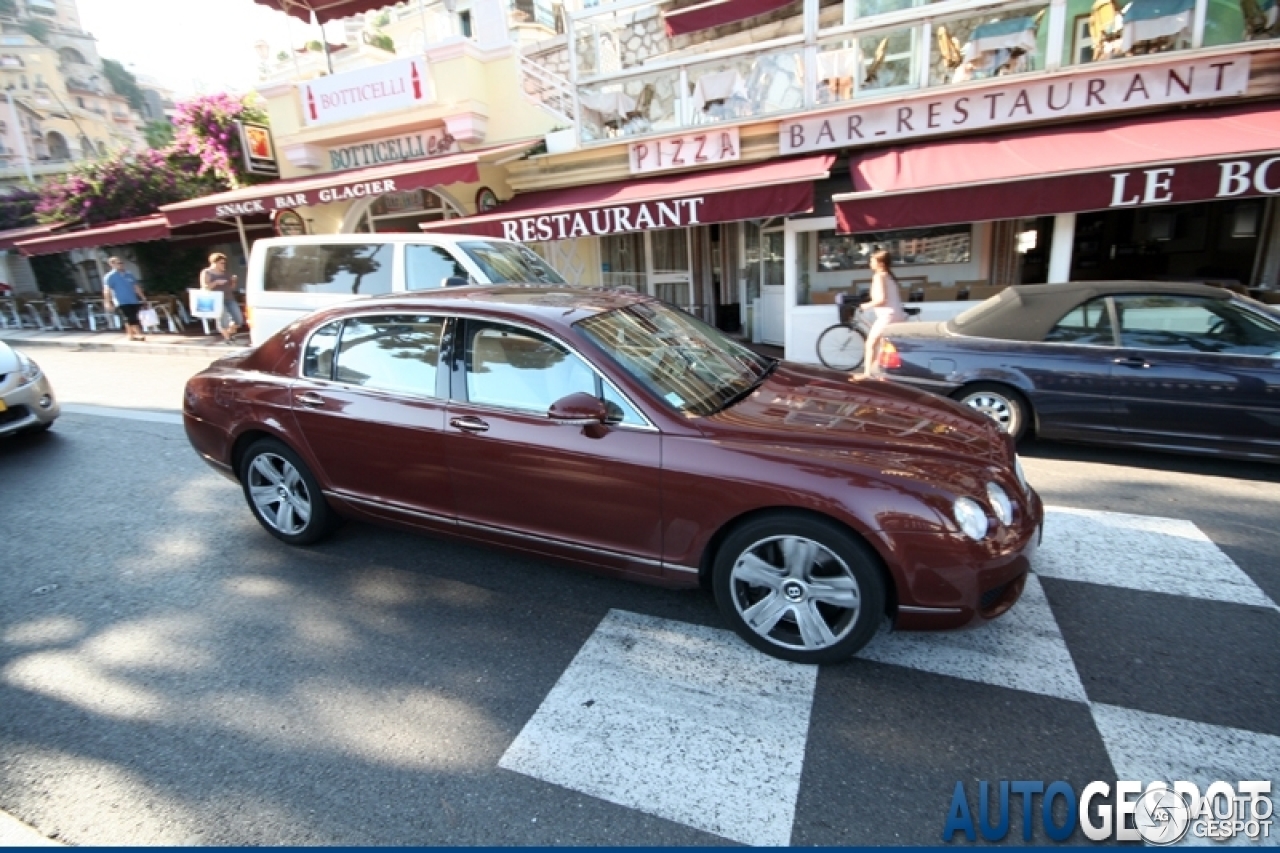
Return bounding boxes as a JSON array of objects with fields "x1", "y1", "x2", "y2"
[{"x1": 870, "y1": 281, "x2": 1280, "y2": 462}]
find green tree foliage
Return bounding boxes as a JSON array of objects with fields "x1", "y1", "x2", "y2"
[
  {"x1": 102, "y1": 58, "x2": 145, "y2": 113},
  {"x1": 30, "y1": 254, "x2": 78, "y2": 294},
  {"x1": 132, "y1": 240, "x2": 209, "y2": 295},
  {"x1": 142, "y1": 119, "x2": 173, "y2": 149},
  {"x1": 0, "y1": 189, "x2": 39, "y2": 230}
]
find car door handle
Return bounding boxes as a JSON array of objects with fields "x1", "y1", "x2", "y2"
[
  {"x1": 1112, "y1": 356, "x2": 1150, "y2": 369},
  {"x1": 450, "y1": 416, "x2": 490, "y2": 433},
  {"x1": 296, "y1": 392, "x2": 326, "y2": 408}
]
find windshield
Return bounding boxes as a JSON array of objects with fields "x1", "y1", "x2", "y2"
[
  {"x1": 575, "y1": 301, "x2": 771, "y2": 417},
  {"x1": 460, "y1": 241, "x2": 566, "y2": 284}
]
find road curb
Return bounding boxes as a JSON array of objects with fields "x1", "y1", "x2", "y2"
[{"x1": 1, "y1": 334, "x2": 246, "y2": 357}]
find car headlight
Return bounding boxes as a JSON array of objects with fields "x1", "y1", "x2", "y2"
[
  {"x1": 14, "y1": 351, "x2": 42, "y2": 386},
  {"x1": 953, "y1": 497, "x2": 988, "y2": 541},
  {"x1": 986, "y1": 482, "x2": 1013, "y2": 526}
]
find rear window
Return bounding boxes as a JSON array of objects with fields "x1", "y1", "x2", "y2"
[
  {"x1": 264, "y1": 243, "x2": 393, "y2": 295},
  {"x1": 460, "y1": 241, "x2": 565, "y2": 284}
]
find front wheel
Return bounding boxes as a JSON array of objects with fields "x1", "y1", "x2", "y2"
[
  {"x1": 239, "y1": 438, "x2": 335, "y2": 545},
  {"x1": 816, "y1": 324, "x2": 866, "y2": 371},
  {"x1": 952, "y1": 382, "x2": 1031, "y2": 442},
  {"x1": 712, "y1": 513, "x2": 886, "y2": 664}
]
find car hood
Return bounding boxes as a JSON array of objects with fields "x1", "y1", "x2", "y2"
[{"x1": 701, "y1": 361, "x2": 1009, "y2": 465}]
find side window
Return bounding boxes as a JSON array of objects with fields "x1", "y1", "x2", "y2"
[
  {"x1": 465, "y1": 323, "x2": 596, "y2": 412},
  {"x1": 1044, "y1": 298, "x2": 1112, "y2": 345},
  {"x1": 302, "y1": 320, "x2": 340, "y2": 380},
  {"x1": 264, "y1": 243, "x2": 392, "y2": 295},
  {"x1": 405, "y1": 244, "x2": 468, "y2": 290},
  {"x1": 601, "y1": 382, "x2": 647, "y2": 428},
  {"x1": 1115, "y1": 295, "x2": 1231, "y2": 352},
  {"x1": 333, "y1": 315, "x2": 445, "y2": 395}
]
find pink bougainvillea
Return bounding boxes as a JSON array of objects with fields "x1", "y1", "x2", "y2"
[
  {"x1": 34, "y1": 92, "x2": 270, "y2": 228},
  {"x1": 170, "y1": 92, "x2": 270, "y2": 190}
]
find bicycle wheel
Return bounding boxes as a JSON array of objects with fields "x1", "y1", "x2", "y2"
[{"x1": 816, "y1": 324, "x2": 866, "y2": 371}]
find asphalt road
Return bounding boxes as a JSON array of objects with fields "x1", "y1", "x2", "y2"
[{"x1": 1, "y1": 349, "x2": 1277, "y2": 845}]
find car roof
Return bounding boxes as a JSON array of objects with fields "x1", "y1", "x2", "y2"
[
  {"x1": 947, "y1": 281, "x2": 1234, "y2": 341},
  {"x1": 324, "y1": 284, "x2": 654, "y2": 327},
  {"x1": 251, "y1": 233, "x2": 521, "y2": 249}
]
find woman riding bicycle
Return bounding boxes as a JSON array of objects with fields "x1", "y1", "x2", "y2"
[{"x1": 864, "y1": 249, "x2": 907, "y2": 375}]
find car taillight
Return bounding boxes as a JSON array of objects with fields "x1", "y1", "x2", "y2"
[{"x1": 879, "y1": 340, "x2": 902, "y2": 370}]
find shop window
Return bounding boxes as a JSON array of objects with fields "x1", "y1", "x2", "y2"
[
  {"x1": 264, "y1": 243, "x2": 392, "y2": 295},
  {"x1": 600, "y1": 232, "x2": 646, "y2": 292},
  {"x1": 817, "y1": 224, "x2": 971, "y2": 270}
]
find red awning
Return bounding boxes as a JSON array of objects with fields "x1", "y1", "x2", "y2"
[
  {"x1": 16, "y1": 215, "x2": 276, "y2": 256},
  {"x1": 252, "y1": 0, "x2": 392, "y2": 24},
  {"x1": 663, "y1": 0, "x2": 795, "y2": 37},
  {"x1": 421, "y1": 154, "x2": 835, "y2": 242},
  {"x1": 160, "y1": 139, "x2": 537, "y2": 228},
  {"x1": 16, "y1": 216, "x2": 169, "y2": 256},
  {"x1": 835, "y1": 102, "x2": 1280, "y2": 233},
  {"x1": 0, "y1": 223, "x2": 57, "y2": 251}
]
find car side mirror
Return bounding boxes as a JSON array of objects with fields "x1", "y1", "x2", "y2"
[{"x1": 548, "y1": 392, "x2": 608, "y2": 425}]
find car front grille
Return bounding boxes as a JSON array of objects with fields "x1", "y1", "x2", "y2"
[
  {"x1": 979, "y1": 581, "x2": 1009, "y2": 612},
  {"x1": 0, "y1": 404, "x2": 30, "y2": 426}
]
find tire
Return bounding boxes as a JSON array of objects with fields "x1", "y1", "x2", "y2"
[
  {"x1": 816, "y1": 324, "x2": 866, "y2": 371},
  {"x1": 712, "y1": 513, "x2": 886, "y2": 664},
  {"x1": 239, "y1": 438, "x2": 335, "y2": 545},
  {"x1": 952, "y1": 382, "x2": 1031, "y2": 442}
]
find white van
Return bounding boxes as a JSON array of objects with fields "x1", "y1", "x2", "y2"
[{"x1": 245, "y1": 233, "x2": 566, "y2": 345}]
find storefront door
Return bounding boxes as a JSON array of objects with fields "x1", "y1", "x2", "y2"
[
  {"x1": 648, "y1": 229, "x2": 694, "y2": 313},
  {"x1": 760, "y1": 228, "x2": 785, "y2": 345}
]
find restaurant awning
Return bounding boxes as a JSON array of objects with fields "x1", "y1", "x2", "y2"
[
  {"x1": 15, "y1": 215, "x2": 275, "y2": 257},
  {"x1": 160, "y1": 139, "x2": 538, "y2": 228},
  {"x1": 834, "y1": 102, "x2": 1280, "y2": 233},
  {"x1": 0, "y1": 223, "x2": 58, "y2": 252},
  {"x1": 663, "y1": 0, "x2": 796, "y2": 37},
  {"x1": 420, "y1": 154, "x2": 836, "y2": 242}
]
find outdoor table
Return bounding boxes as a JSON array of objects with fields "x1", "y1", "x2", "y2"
[
  {"x1": 690, "y1": 69, "x2": 747, "y2": 115},
  {"x1": 963, "y1": 16, "x2": 1039, "y2": 77},
  {"x1": 1120, "y1": 0, "x2": 1194, "y2": 52}
]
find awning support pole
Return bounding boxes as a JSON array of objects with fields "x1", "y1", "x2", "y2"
[{"x1": 235, "y1": 215, "x2": 251, "y2": 260}]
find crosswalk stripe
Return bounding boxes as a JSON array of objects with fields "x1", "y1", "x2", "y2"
[
  {"x1": 861, "y1": 574, "x2": 1086, "y2": 702},
  {"x1": 499, "y1": 609, "x2": 816, "y2": 846},
  {"x1": 1036, "y1": 507, "x2": 1277, "y2": 610}
]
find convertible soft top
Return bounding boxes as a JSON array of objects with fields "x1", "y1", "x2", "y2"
[{"x1": 946, "y1": 281, "x2": 1232, "y2": 341}]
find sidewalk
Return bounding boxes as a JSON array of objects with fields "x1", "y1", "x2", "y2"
[{"x1": 0, "y1": 327, "x2": 248, "y2": 356}]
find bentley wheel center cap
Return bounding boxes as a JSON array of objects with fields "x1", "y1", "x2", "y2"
[{"x1": 782, "y1": 581, "x2": 805, "y2": 602}]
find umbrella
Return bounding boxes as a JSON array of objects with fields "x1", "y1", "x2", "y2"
[{"x1": 252, "y1": 0, "x2": 396, "y2": 24}]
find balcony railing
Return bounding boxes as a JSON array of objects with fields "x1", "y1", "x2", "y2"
[{"x1": 561, "y1": 0, "x2": 1276, "y2": 145}]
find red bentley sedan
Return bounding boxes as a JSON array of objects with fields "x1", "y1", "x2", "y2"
[{"x1": 183, "y1": 286, "x2": 1042, "y2": 664}]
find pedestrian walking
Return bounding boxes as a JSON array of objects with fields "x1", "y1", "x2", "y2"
[
  {"x1": 102, "y1": 256, "x2": 146, "y2": 342},
  {"x1": 200, "y1": 252, "x2": 244, "y2": 345},
  {"x1": 863, "y1": 249, "x2": 907, "y2": 375}
]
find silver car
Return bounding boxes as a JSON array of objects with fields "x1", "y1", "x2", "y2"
[{"x1": 0, "y1": 342, "x2": 59, "y2": 436}]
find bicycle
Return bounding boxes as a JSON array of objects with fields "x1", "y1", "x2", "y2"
[{"x1": 815, "y1": 297, "x2": 921, "y2": 371}]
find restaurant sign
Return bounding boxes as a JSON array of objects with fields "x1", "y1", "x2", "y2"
[
  {"x1": 442, "y1": 181, "x2": 813, "y2": 242},
  {"x1": 301, "y1": 57, "x2": 432, "y2": 127},
  {"x1": 327, "y1": 129, "x2": 457, "y2": 171},
  {"x1": 782, "y1": 56, "x2": 1251, "y2": 155},
  {"x1": 629, "y1": 128, "x2": 740, "y2": 175},
  {"x1": 836, "y1": 154, "x2": 1280, "y2": 233}
]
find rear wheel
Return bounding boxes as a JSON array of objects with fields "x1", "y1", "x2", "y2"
[
  {"x1": 953, "y1": 382, "x2": 1031, "y2": 441},
  {"x1": 239, "y1": 438, "x2": 335, "y2": 545},
  {"x1": 816, "y1": 324, "x2": 866, "y2": 371},
  {"x1": 712, "y1": 513, "x2": 886, "y2": 664}
]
